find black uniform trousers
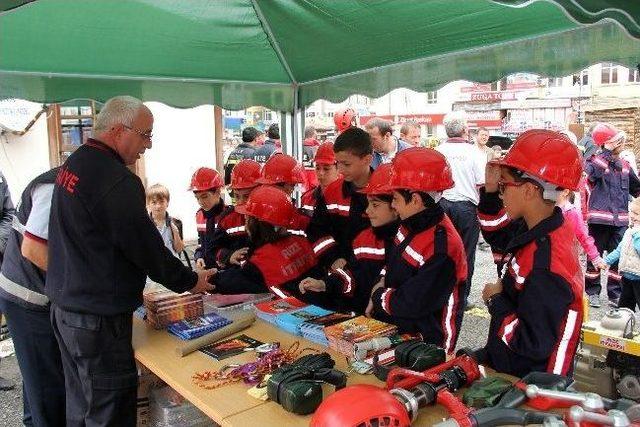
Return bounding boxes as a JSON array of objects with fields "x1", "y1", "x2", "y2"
[
  {"x1": 619, "y1": 276, "x2": 640, "y2": 311},
  {"x1": 586, "y1": 223, "x2": 625, "y2": 300},
  {"x1": 51, "y1": 305, "x2": 137, "y2": 427},
  {"x1": 440, "y1": 199, "x2": 479, "y2": 306},
  {"x1": 0, "y1": 296, "x2": 65, "y2": 427}
]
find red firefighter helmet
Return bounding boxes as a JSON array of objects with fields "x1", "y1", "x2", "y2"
[
  {"x1": 361, "y1": 163, "x2": 393, "y2": 196},
  {"x1": 386, "y1": 147, "x2": 454, "y2": 192},
  {"x1": 188, "y1": 167, "x2": 223, "y2": 192},
  {"x1": 314, "y1": 142, "x2": 336, "y2": 165},
  {"x1": 310, "y1": 384, "x2": 410, "y2": 427},
  {"x1": 494, "y1": 129, "x2": 582, "y2": 191},
  {"x1": 255, "y1": 154, "x2": 305, "y2": 185},
  {"x1": 334, "y1": 108, "x2": 356, "y2": 132},
  {"x1": 230, "y1": 159, "x2": 261, "y2": 190},
  {"x1": 592, "y1": 123, "x2": 625, "y2": 147},
  {"x1": 234, "y1": 185, "x2": 295, "y2": 227}
]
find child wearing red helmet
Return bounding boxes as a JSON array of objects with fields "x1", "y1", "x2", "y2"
[
  {"x1": 366, "y1": 148, "x2": 467, "y2": 356},
  {"x1": 301, "y1": 142, "x2": 340, "y2": 217},
  {"x1": 209, "y1": 186, "x2": 331, "y2": 308},
  {"x1": 299, "y1": 164, "x2": 399, "y2": 313},
  {"x1": 583, "y1": 123, "x2": 640, "y2": 308},
  {"x1": 209, "y1": 159, "x2": 261, "y2": 268},
  {"x1": 188, "y1": 167, "x2": 225, "y2": 269},
  {"x1": 307, "y1": 127, "x2": 374, "y2": 271},
  {"x1": 256, "y1": 153, "x2": 312, "y2": 238},
  {"x1": 478, "y1": 129, "x2": 585, "y2": 377}
]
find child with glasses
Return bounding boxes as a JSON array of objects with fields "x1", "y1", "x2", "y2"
[{"x1": 476, "y1": 130, "x2": 585, "y2": 377}]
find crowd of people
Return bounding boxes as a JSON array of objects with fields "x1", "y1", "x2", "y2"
[{"x1": 0, "y1": 95, "x2": 638, "y2": 426}]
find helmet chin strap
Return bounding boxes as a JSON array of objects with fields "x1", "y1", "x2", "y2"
[
  {"x1": 520, "y1": 173, "x2": 562, "y2": 203},
  {"x1": 427, "y1": 191, "x2": 442, "y2": 204}
]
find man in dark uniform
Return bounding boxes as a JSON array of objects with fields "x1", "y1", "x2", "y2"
[
  {"x1": 0, "y1": 170, "x2": 16, "y2": 392},
  {"x1": 223, "y1": 126, "x2": 260, "y2": 185},
  {"x1": 46, "y1": 96, "x2": 214, "y2": 426},
  {"x1": 252, "y1": 123, "x2": 280, "y2": 165},
  {"x1": 0, "y1": 167, "x2": 66, "y2": 425}
]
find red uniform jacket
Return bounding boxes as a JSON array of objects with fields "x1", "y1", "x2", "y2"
[
  {"x1": 210, "y1": 206, "x2": 249, "y2": 268},
  {"x1": 371, "y1": 207, "x2": 466, "y2": 355},
  {"x1": 194, "y1": 201, "x2": 225, "y2": 268},
  {"x1": 478, "y1": 188, "x2": 584, "y2": 377}
]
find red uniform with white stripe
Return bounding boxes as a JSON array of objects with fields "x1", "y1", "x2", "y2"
[
  {"x1": 307, "y1": 177, "x2": 371, "y2": 268},
  {"x1": 211, "y1": 235, "x2": 312, "y2": 295},
  {"x1": 370, "y1": 207, "x2": 466, "y2": 355},
  {"x1": 210, "y1": 207, "x2": 249, "y2": 268},
  {"x1": 478, "y1": 188, "x2": 584, "y2": 377},
  {"x1": 194, "y1": 202, "x2": 225, "y2": 268},
  {"x1": 323, "y1": 220, "x2": 399, "y2": 313}
]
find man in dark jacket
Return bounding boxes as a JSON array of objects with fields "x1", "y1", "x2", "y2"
[
  {"x1": 0, "y1": 171, "x2": 15, "y2": 391},
  {"x1": 0, "y1": 167, "x2": 65, "y2": 424},
  {"x1": 46, "y1": 96, "x2": 214, "y2": 426},
  {"x1": 252, "y1": 123, "x2": 280, "y2": 165},
  {"x1": 224, "y1": 126, "x2": 261, "y2": 184}
]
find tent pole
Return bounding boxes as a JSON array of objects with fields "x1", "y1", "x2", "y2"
[
  {"x1": 214, "y1": 106, "x2": 224, "y2": 173},
  {"x1": 292, "y1": 84, "x2": 301, "y2": 162}
]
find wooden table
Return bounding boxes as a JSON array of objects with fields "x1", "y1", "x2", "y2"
[{"x1": 133, "y1": 316, "x2": 457, "y2": 426}]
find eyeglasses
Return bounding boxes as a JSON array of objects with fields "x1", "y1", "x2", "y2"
[
  {"x1": 123, "y1": 125, "x2": 153, "y2": 140},
  {"x1": 497, "y1": 180, "x2": 527, "y2": 194}
]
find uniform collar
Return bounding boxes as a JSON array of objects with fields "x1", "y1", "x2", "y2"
[
  {"x1": 85, "y1": 138, "x2": 124, "y2": 164},
  {"x1": 341, "y1": 170, "x2": 373, "y2": 198},
  {"x1": 401, "y1": 205, "x2": 444, "y2": 234},
  {"x1": 506, "y1": 207, "x2": 564, "y2": 252},
  {"x1": 202, "y1": 201, "x2": 225, "y2": 219},
  {"x1": 372, "y1": 219, "x2": 400, "y2": 241}
]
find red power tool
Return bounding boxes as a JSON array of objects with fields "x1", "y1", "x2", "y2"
[{"x1": 310, "y1": 353, "x2": 481, "y2": 427}]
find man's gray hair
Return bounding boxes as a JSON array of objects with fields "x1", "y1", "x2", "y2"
[
  {"x1": 364, "y1": 117, "x2": 393, "y2": 136},
  {"x1": 93, "y1": 96, "x2": 146, "y2": 134},
  {"x1": 400, "y1": 120, "x2": 420, "y2": 135},
  {"x1": 443, "y1": 111, "x2": 468, "y2": 138}
]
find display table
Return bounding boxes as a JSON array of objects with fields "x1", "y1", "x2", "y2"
[{"x1": 133, "y1": 316, "x2": 458, "y2": 426}]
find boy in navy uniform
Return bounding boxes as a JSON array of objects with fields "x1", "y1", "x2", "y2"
[
  {"x1": 189, "y1": 167, "x2": 225, "y2": 269},
  {"x1": 477, "y1": 130, "x2": 584, "y2": 377},
  {"x1": 211, "y1": 159, "x2": 261, "y2": 268},
  {"x1": 300, "y1": 164, "x2": 399, "y2": 314},
  {"x1": 367, "y1": 148, "x2": 466, "y2": 355},
  {"x1": 300, "y1": 142, "x2": 339, "y2": 217},
  {"x1": 308, "y1": 127, "x2": 373, "y2": 271}
]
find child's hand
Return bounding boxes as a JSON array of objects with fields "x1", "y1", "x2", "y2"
[
  {"x1": 482, "y1": 280, "x2": 502, "y2": 303},
  {"x1": 229, "y1": 248, "x2": 249, "y2": 266},
  {"x1": 365, "y1": 298, "x2": 374, "y2": 318},
  {"x1": 299, "y1": 278, "x2": 326, "y2": 294},
  {"x1": 331, "y1": 258, "x2": 347, "y2": 270},
  {"x1": 485, "y1": 162, "x2": 501, "y2": 193},
  {"x1": 195, "y1": 258, "x2": 206, "y2": 270},
  {"x1": 594, "y1": 257, "x2": 608, "y2": 270}
]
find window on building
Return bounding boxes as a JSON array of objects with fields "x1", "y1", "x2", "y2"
[
  {"x1": 629, "y1": 68, "x2": 640, "y2": 83},
  {"x1": 498, "y1": 77, "x2": 508, "y2": 91},
  {"x1": 426, "y1": 91, "x2": 437, "y2": 104},
  {"x1": 601, "y1": 63, "x2": 618, "y2": 84},
  {"x1": 46, "y1": 100, "x2": 146, "y2": 180},
  {"x1": 573, "y1": 70, "x2": 589, "y2": 85},
  {"x1": 47, "y1": 101, "x2": 99, "y2": 166},
  {"x1": 547, "y1": 77, "x2": 562, "y2": 87}
]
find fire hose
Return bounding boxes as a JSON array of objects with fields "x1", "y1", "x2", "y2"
[{"x1": 310, "y1": 352, "x2": 481, "y2": 427}]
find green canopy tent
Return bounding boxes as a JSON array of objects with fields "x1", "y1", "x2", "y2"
[{"x1": 1, "y1": 0, "x2": 639, "y2": 152}]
